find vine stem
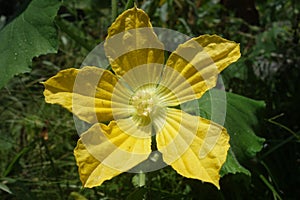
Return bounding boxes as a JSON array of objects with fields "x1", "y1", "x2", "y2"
[
  {"x1": 55, "y1": 19, "x2": 93, "y2": 51},
  {"x1": 125, "y1": 0, "x2": 135, "y2": 9},
  {"x1": 138, "y1": 172, "x2": 146, "y2": 187},
  {"x1": 111, "y1": 0, "x2": 118, "y2": 22}
]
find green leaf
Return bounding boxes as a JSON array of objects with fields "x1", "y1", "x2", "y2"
[
  {"x1": 0, "y1": 182, "x2": 12, "y2": 194},
  {"x1": 3, "y1": 141, "x2": 34, "y2": 177},
  {"x1": 0, "y1": 0, "x2": 61, "y2": 88},
  {"x1": 126, "y1": 187, "x2": 147, "y2": 200},
  {"x1": 69, "y1": 192, "x2": 88, "y2": 200},
  {"x1": 197, "y1": 89, "x2": 265, "y2": 176},
  {"x1": 220, "y1": 149, "x2": 250, "y2": 176}
]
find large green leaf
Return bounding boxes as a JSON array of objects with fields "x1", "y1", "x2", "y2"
[
  {"x1": 220, "y1": 149, "x2": 251, "y2": 176},
  {"x1": 197, "y1": 89, "x2": 265, "y2": 176},
  {"x1": 0, "y1": 0, "x2": 61, "y2": 88}
]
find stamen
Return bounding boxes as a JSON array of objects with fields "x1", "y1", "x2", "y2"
[{"x1": 131, "y1": 89, "x2": 156, "y2": 118}]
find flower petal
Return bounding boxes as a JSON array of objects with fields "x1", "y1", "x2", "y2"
[
  {"x1": 116, "y1": 63, "x2": 165, "y2": 93},
  {"x1": 74, "y1": 139, "x2": 122, "y2": 188},
  {"x1": 43, "y1": 66, "x2": 120, "y2": 123},
  {"x1": 104, "y1": 7, "x2": 164, "y2": 76},
  {"x1": 74, "y1": 120, "x2": 152, "y2": 187},
  {"x1": 160, "y1": 35, "x2": 240, "y2": 105},
  {"x1": 155, "y1": 108, "x2": 230, "y2": 188}
]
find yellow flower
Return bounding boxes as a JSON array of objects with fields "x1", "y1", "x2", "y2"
[{"x1": 43, "y1": 7, "x2": 240, "y2": 189}]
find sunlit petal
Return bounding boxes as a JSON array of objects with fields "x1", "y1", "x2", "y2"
[
  {"x1": 75, "y1": 119, "x2": 152, "y2": 187},
  {"x1": 43, "y1": 66, "x2": 124, "y2": 123},
  {"x1": 160, "y1": 35, "x2": 240, "y2": 105},
  {"x1": 116, "y1": 63, "x2": 164, "y2": 92},
  {"x1": 104, "y1": 7, "x2": 164, "y2": 76},
  {"x1": 156, "y1": 108, "x2": 230, "y2": 188},
  {"x1": 74, "y1": 139, "x2": 122, "y2": 188},
  {"x1": 155, "y1": 65, "x2": 196, "y2": 106}
]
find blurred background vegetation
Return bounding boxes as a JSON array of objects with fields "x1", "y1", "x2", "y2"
[{"x1": 0, "y1": 0, "x2": 299, "y2": 199}]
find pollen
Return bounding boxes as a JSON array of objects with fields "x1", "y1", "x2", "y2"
[{"x1": 131, "y1": 89, "x2": 156, "y2": 118}]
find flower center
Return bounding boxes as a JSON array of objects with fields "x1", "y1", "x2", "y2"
[{"x1": 131, "y1": 90, "x2": 155, "y2": 117}]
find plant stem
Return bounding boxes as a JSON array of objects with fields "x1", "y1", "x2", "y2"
[
  {"x1": 259, "y1": 174, "x2": 282, "y2": 200},
  {"x1": 112, "y1": 0, "x2": 118, "y2": 22},
  {"x1": 267, "y1": 114, "x2": 300, "y2": 140},
  {"x1": 147, "y1": 0, "x2": 160, "y2": 19},
  {"x1": 125, "y1": 0, "x2": 135, "y2": 9},
  {"x1": 138, "y1": 172, "x2": 146, "y2": 187},
  {"x1": 260, "y1": 135, "x2": 294, "y2": 159},
  {"x1": 55, "y1": 19, "x2": 94, "y2": 52},
  {"x1": 42, "y1": 139, "x2": 64, "y2": 199}
]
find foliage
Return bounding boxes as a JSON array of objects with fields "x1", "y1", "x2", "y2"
[
  {"x1": 0, "y1": 0, "x2": 299, "y2": 199},
  {"x1": 197, "y1": 89, "x2": 265, "y2": 177},
  {"x1": 0, "y1": 0, "x2": 61, "y2": 89}
]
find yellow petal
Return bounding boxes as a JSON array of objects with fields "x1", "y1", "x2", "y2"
[
  {"x1": 161, "y1": 35, "x2": 240, "y2": 105},
  {"x1": 75, "y1": 120, "x2": 152, "y2": 187},
  {"x1": 74, "y1": 139, "x2": 122, "y2": 188},
  {"x1": 43, "y1": 66, "x2": 121, "y2": 123},
  {"x1": 110, "y1": 78, "x2": 135, "y2": 120},
  {"x1": 115, "y1": 63, "x2": 165, "y2": 93},
  {"x1": 156, "y1": 108, "x2": 230, "y2": 188},
  {"x1": 155, "y1": 65, "x2": 197, "y2": 106},
  {"x1": 104, "y1": 7, "x2": 164, "y2": 76}
]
